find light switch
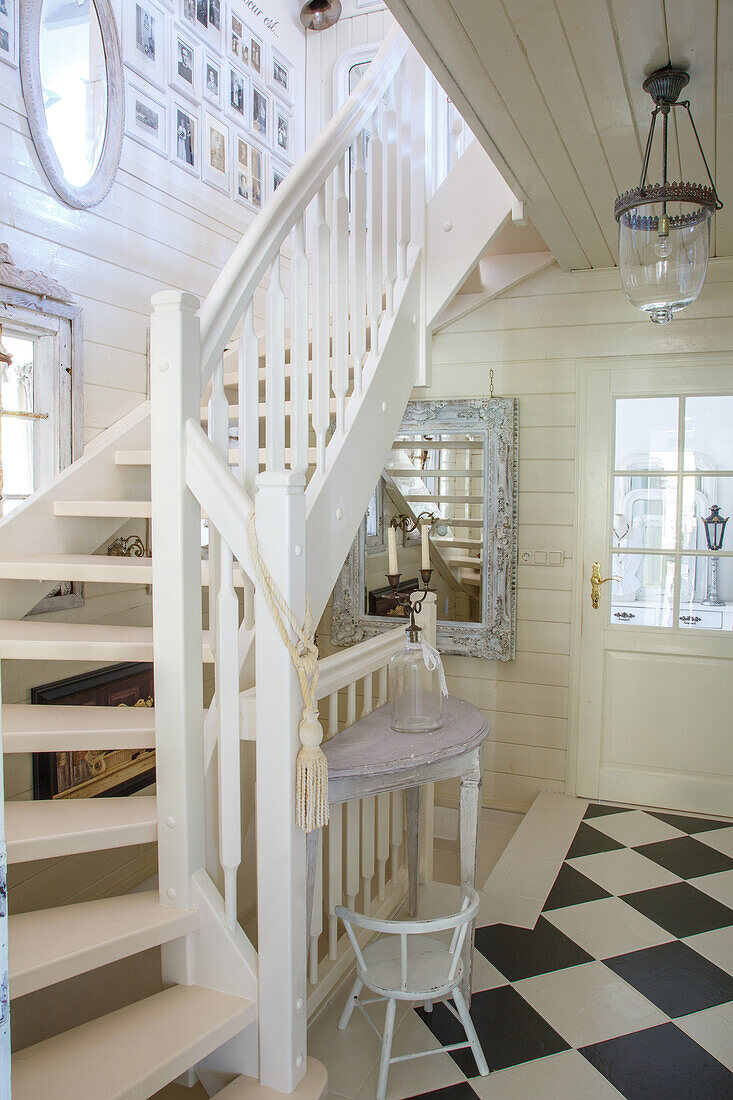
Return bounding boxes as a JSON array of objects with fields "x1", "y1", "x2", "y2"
[
  {"x1": 548, "y1": 551, "x2": 564, "y2": 566},
  {"x1": 533, "y1": 550, "x2": 547, "y2": 565}
]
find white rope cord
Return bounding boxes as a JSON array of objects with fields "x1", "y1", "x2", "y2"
[{"x1": 246, "y1": 511, "x2": 329, "y2": 832}]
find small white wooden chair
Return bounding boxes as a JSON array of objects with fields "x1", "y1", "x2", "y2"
[{"x1": 335, "y1": 887, "x2": 489, "y2": 1100}]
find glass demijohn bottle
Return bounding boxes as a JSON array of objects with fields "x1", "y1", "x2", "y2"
[{"x1": 389, "y1": 618, "x2": 443, "y2": 734}]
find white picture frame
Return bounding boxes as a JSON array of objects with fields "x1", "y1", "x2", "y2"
[
  {"x1": 171, "y1": 96, "x2": 199, "y2": 176},
  {"x1": 203, "y1": 110, "x2": 230, "y2": 193},
  {"x1": 273, "y1": 100, "x2": 293, "y2": 162},
  {"x1": 202, "y1": 50, "x2": 222, "y2": 109},
  {"x1": 181, "y1": 0, "x2": 222, "y2": 49},
  {"x1": 0, "y1": 0, "x2": 18, "y2": 70},
  {"x1": 125, "y1": 78, "x2": 168, "y2": 158},
  {"x1": 227, "y1": 63, "x2": 248, "y2": 124},
  {"x1": 251, "y1": 82, "x2": 269, "y2": 144},
  {"x1": 122, "y1": 0, "x2": 168, "y2": 92},
  {"x1": 271, "y1": 156, "x2": 288, "y2": 196},
  {"x1": 169, "y1": 23, "x2": 199, "y2": 102},
  {"x1": 247, "y1": 26, "x2": 264, "y2": 80},
  {"x1": 268, "y1": 48, "x2": 292, "y2": 103},
  {"x1": 233, "y1": 132, "x2": 265, "y2": 212}
]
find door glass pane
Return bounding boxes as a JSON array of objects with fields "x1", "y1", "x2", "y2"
[
  {"x1": 679, "y1": 556, "x2": 732, "y2": 626},
  {"x1": 612, "y1": 476, "x2": 677, "y2": 550},
  {"x1": 615, "y1": 396, "x2": 678, "y2": 472},
  {"x1": 684, "y1": 396, "x2": 733, "y2": 471},
  {"x1": 681, "y1": 476, "x2": 733, "y2": 551},
  {"x1": 611, "y1": 552, "x2": 675, "y2": 625}
]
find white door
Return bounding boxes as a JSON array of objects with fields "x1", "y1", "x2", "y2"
[{"x1": 575, "y1": 363, "x2": 733, "y2": 816}]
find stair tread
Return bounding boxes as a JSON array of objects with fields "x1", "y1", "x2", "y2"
[
  {"x1": 1, "y1": 703, "x2": 155, "y2": 752},
  {"x1": 0, "y1": 620, "x2": 213, "y2": 663},
  {"x1": 5, "y1": 796, "x2": 158, "y2": 862},
  {"x1": 53, "y1": 499, "x2": 152, "y2": 518},
  {"x1": 10, "y1": 890, "x2": 198, "y2": 998},
  {"x1": 12, "y1": 983, "x2": 256, "y2": 1100}
]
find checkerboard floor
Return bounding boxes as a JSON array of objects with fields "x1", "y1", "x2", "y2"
[{"x1": 313, "y1": 804, "x2": 733, "y2": 1100}]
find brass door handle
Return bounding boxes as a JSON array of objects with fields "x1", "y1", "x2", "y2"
[{"x1": 590, "y1": 562, "x2": 619, "y2": 609}]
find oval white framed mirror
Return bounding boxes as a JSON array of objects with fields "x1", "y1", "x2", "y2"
[{"x1": 20, "y1": 0, "x2": 124, "y2": 209}]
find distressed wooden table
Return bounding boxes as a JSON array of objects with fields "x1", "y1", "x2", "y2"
[{"x1": 306, "y1": 695, "x2": 490, "y2": 1000}]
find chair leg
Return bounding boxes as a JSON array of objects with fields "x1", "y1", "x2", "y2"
[
  {"x1": 338, "y1": 978, "x2": 363, "y2": 1030},
  {"x1": 452, "y1": 988, "x2": 489, "y2": 1076},
  {"x1": 376, "y1": 998, "x2": 397, "y2": 1100},
  {"x1": 424, "y1": 1000, "x2": 433, "y2": 1012}
]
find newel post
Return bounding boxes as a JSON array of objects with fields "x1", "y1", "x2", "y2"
[
  {"x1": 150, "y1": 291, "x2": 206, "y2": 923},
  {"x1": 255, "y1": 470, "x2": 308, "y2": 1092}
]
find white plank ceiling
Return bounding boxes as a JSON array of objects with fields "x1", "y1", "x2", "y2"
[{"x1": 386, "y1": 0, "x2": 730, "y2": 270}]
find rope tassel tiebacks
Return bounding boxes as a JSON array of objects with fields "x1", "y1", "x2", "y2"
[{"x1": 246, "y1": 512, "x2": 329, "y2": 832}]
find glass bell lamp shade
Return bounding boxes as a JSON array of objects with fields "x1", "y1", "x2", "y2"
[
  {"x1": 389, "y1": 624, "x2": 443, "y2": 734},
  {"x1": 617, "y1": 201, "x2": 712, "y2": 325}
]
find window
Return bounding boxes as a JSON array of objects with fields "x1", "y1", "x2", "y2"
[{"x1": 610, "y1": 395, "x2": 733, "y2": 630}]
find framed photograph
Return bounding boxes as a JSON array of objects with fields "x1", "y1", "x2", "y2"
[
  {"x1": 123, "y1": 0, "x2": 168, "y2": 91},
  {"x1": 125, "y1": 78, "x2": 168, "y2": 157},
  {"x1": 203, "y1": 111, "x2": 230, "y2": 193},
  {"x1": 227, "y1": 63, "x2": 248, "y2": 123},
  {"x1": 170, "y1": 24, "x2": 198, "y2": 101},
  {"x1": 233, "y1": 133, "x2": 265, "y2": 212},
  {"x1": 182, "y1": 0, "x2": 221, "y2": 47},
  {"x1": 269, "y1": 48, "x2": 292, "y2": 103},
  {"x1": 273, "y1": 100, "x2": 292, "y2": 161},
  {"x1": 248, "y1": 28, "x2": 263, "y2": 78},
  {"x1": 31, "y1": 664, "x2": 156, "y2": 800},
  {"x1": 171, "y1": 97, "x2": 199, "y2": 175},
  {"x1": 180, "y1": 0, "x2": 196, "y2": 30},
  {"x1": 229, "y1": 9, "x2": 244, "y2": 63},
  {"x1": 0, "y1": 0, "x2": 17, "y2": 69},
  {"x1": 202, "y1": 51, "x2": 222, "y2": 108},
  {"x1": 271, "y1": 157, "x2": 287, "y2": 195},
  {"x1": 251, "y1": 82, "x2": 269, "y2": 143}
]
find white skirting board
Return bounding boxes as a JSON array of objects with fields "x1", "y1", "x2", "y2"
[
  {"x1": 0, "y1": 845, "x2": 9, "y2": 1100},
  {"x1": 478, "y1": 791, "x2": 588, "y2": 928}
]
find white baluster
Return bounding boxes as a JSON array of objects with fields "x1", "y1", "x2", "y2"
[
  {"x1": 217, "y1": 539, "x2": 241, "y2": 930},
  {"x1": 398, "y1": 58, "x2": 411, "y2": 281},
  {"x1": 345, "y1": 681, "x2": 359, "y2": 909},
  {"x1": 391, "y1": 789, "x2": 403, "y2": 885},
  {"x1": 368, "y1": 106, "x2": 383, "y2": 359},
  {"x1": 360, "y1": 674, "x2": 375, "y2": 913},
  {"x1": 384, "y1": 84, "x2": 398, "y2": 315},
  {"x1": 290, "y1": 216, "x2": 309, "y2": 474},
  {"x1": 376, "y1": 664, "x2": 390, "y2": 897},
  {"x1": 239, "y1": 302, "x2": 259, "y2": 632},
  {"x1": 265, "y1": 254, "x2": 286, "y2": 471},
  {"x1": 327, "y1": 802, "x2": 343, "y2": 960},
  {"x1": 332, "y1": 156, "x2": 349, "y2": 434},
  {"x1": 207, "y1": 359, "x2": 228, "y2": 653},
  {"x1": 309, "y1": 831, "x2": 323, "y2": 984},
  {"x1": 351, "y1": 131, "x2": 367, "y2": 397},
  {"x1": 313, "y1": 186, "x2": 330, "y2": 472}
]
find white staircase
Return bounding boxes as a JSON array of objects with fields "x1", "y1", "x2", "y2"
[{"x1": 0, "y1": 26, "x2": 518, "y2": 1099}]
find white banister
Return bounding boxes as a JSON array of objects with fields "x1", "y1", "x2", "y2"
[
  {"x1": 332, "y1": 156, "x2": 349, "y2": 435},
  {"x1": 265, "y1": 256, "x2": 286, "y2": 471},
  {"x1": 290, "y1": 217, "x2": 310, "y2": 474},
  {"x1": 351, "y1": 131, "x2": 367, "y2": 397},
  {"x1": 313, "y1": 184, "x2": 331, "y2": 472},
  {"x1": 368, "y1": 106, "x2": 383, "y2": 359},
  {"x1": 217, "y1": 539, "x2": 241, "y2": 931},
  {"x1": 384, "y1": 89, "x2": 398, "y2": 316},
  {"x1": 398, "y1": 59, "x2": 411, "y2": 281}
]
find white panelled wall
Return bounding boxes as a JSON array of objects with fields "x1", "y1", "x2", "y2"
[{"x1": 421, "y1": 257, "x2": 733, "y2": 814}]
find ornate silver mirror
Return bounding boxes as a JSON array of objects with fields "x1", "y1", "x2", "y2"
[
  {"x1": 333, "y1": 398, "x2": 519, "y2": 659},
  {"x1": 20, "y1": 0, "x2": 124, "y2": 209}
]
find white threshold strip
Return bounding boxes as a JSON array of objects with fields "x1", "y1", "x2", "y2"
[{"x1": 479, "y1": 791, "x2": 588, "y2": 929}]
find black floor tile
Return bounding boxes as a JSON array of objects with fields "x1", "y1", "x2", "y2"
[
  {"x1": 474, "y1": 916, "x2": 593, "y2": 982},
  {"x1": 634, "y1": 835, "x2": 733, "y2": 880},
  {"x1": 565, "y1": 821, "x2": 626, "y2": 859},
  {"x1": 403, "y1": 1083, "x2": 480, "y2": 1100},
  {"x1": 648, "y1": 810, "x2": 733, "y2": 835},
  {"x1": 542, "y1": 862, "x2": 612, "y2": 911},
  {"x1": 604, "y1": 939, "x2": 733, "y2": 1017},
  {"x1": 580, "y1": 1023, "x2": 733, "y2": 1100},
  {"x1": 622, "y1": 881, "x2": 733, "y2": 938},
  {"x1": 584, "y1": 802, "x2": 628, "y2": 819},
  {"x1": 416, "y1": 986, "x2": 569, "y2": 1076}
]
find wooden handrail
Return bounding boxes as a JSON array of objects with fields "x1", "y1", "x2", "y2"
[
  {"x1": 316, "y1": 626, "x2": 405, "y2": 700},
  {"x1": 198, "y1": 25, "x2": 408, "y2": 387}
]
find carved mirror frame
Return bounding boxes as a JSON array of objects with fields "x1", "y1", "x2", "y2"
[
  {"x1": 332, "y1": 397, "x2": 519, "y2": 660},
  {"x1": 19, "y1": 0, "x2": 125, "y2": 209}
]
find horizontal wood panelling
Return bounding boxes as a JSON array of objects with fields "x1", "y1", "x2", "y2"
[
  {"x1": 518, "y1": 427, "x2": 575, "y2": 460},
  {"x1": 444, "y1": 651, "x2": 569, "y2": 686},
  {"x1": 518, "y1": 459, "x2": 574, "y2": 493},
  {"x1": 484, "y1": 742, "x2": 567, "y2": 783},
  {"x1": 519, "y1": 492, "x2": 574, "y2": 526}
]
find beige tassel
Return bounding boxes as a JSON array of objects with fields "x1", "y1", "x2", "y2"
[{"x1": 296, "y1": 711, "x2": 330, "y2": 832}]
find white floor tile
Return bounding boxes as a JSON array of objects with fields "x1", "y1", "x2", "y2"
[
  {"x1": 543, "y1": 896, "x2": 674, "y2": 960},
  {"x1": 585, "y1": 810, "x2": 685, "y2": 847},
  {"x1": 514, "y1": 961, "x2": 666, "y2": 1048},
  {"x1": 695, "y1": 826, "x2": 733, "y2": 859},
  {"x1": 470, "y1": 951, "x2": 510, "y2": 994},
  {"x1": 308, "y1": 989, "x2": 383, "y2": 1098},
  {"x1": 567, "y1": 847, "x2": 681, "y2": 896},
  {"x1": 354, "y1": 1010, "x2": 466, "y2": 1100},
  {"x1": 689, "y1": 870, "x2": 733, "y2": 909},
  {"x1": 477, "y1": 891, "x2": 540, "y2": 930},
  {"x1": 675, "y1": 1001, "x2": 733, "y2": 1073},
  {"x1": 469, "y1": 1049, "x2": 625, "y2": 1099},
  {"x1": 683, "y1": 925, "x2": 733, "y2": 977}
]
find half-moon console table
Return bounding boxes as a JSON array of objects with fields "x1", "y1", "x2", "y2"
[{"x1": 306, "y1": 695, "x2": 490, "y2": 1000}]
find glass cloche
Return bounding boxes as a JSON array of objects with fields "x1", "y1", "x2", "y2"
[{"x1": 389, "y1": 617, "x2": 447, "y2": 734}]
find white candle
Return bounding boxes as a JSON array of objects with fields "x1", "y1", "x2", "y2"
[
  {"x1": 421, "y1": 521, "x2": 430, "y2": 569},
  {"x1": 387, "y1": 525, "x2": 398, "y2": 574}
]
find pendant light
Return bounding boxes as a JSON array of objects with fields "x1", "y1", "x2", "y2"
[
  {"x1": 614, "y1": 64, "x2": 722, "y2": 325},
  {"x1": 299, "y1": 0, "x2": 341, "y2": 31}
]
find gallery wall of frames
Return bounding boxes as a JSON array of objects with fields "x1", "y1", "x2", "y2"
[{"x1": 0, "y1": 0, "x2": 299, "y2": 212}]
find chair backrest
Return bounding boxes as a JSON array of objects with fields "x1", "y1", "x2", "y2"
[{"x1": 335, "y1": 886, "x2": 479, "y2": 992}]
